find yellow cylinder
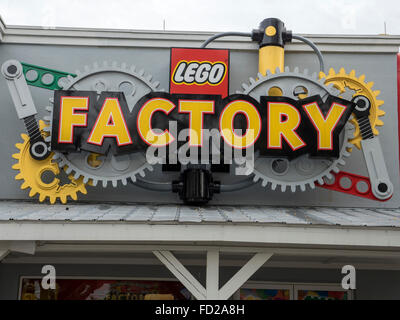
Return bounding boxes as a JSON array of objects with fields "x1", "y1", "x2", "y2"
[{"x1": 258, "y1": 46, "x2": 284, "y2": 76}]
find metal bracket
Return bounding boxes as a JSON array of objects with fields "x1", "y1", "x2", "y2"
[
  {"x1": 2, "y1": 60, "x2": 37, "y2": 119},
  {"x1": 1, "y1": 60, "x2": 50, "y2": 160},
  {"x1": 361, "y1": 137, "x2": 393, "y2": 200},
  {"x1": 322, "y1": 95, "x2": 394, "y2": 201},
  {"x1": 350, "y1": 95, "x2": 393, "y2": 200}
]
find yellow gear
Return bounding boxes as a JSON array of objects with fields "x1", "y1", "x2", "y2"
[
  {"x1": 320, "y1": 68, "x2": 385, "y2": 149},
  {"x1": 12, "y1": 120, "x2": 87, "y2": 204}
]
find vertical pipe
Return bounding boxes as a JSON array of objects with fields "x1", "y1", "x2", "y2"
[{"x1": 257, "y1": 18, "x2": 287, "y2": 75}]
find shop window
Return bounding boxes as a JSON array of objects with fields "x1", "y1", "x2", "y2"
[
  {"x1": 235, "y1": 282, "x2": 352, "y2": 300},
  {"x1": 293, "y1": 284, "x2": 352, "y2": 300},
  {"x1": 19, "y1": 277, "x2": 192, "y2": 300},
  {"x1": 240, "y1": 288, "x2": 291, "y2": 300},
  {"x1": 234, "y1": 282, "x2": 293, "y2": 300}
]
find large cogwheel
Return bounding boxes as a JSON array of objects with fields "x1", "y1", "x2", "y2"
[
  {"x1": 12, "y1": 121, "x2": 87, "y2": 204},
  {"x1": 320, "y1": 68, "x2": 385, "y2": 149},
  {"x1": 44, "y1": 61, "x2": 164, "y2": 187},
  {"x1": 238, "y1": 67, "x2": 354, "y2": 192}
]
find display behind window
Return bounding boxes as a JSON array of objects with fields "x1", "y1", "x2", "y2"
[{"x1": 19, "y1": 277, "x2": 191, "y2": 300}]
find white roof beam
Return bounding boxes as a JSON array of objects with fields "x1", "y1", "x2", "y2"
[{"x1": 1, "y1": 222, "x2": 400, "y2": 248}]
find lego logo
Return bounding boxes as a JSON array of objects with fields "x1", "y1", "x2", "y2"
[{"x1": 172, "y1": 60, "x2": 227, "y2": 86}]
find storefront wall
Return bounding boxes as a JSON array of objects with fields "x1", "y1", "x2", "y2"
[
  {"x1": 1, "y1": 26, "x2": 400, "y2": 301},
  {"x1": 0, "y1": 262, "x2": 398, "y2": 300}
]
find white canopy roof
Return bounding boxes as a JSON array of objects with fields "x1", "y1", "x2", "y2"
[{"x1": 0, "y1": 201, "x2": 399, "y2": 249}]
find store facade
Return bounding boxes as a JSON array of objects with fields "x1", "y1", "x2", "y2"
[{"x1": 0, "y1": 17, "x2": 400, "y2": 300}]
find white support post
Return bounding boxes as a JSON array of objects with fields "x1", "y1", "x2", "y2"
[
  {"x1": 219, "y1": 252, "x2": 273, "y2": 300},
  {"x1": 155, "y1": 249, "x2": 273, "y2": 300},
  {"x1": 153, "y1": 250, "x2": 206, "y2": 300},
  {"x1": 206, "y1": 250, "x2": 219, "y2": 299}
]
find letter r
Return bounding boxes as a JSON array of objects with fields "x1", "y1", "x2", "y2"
[{"x1": 267, "y1": 102, "x2": 306, "y2": 151}]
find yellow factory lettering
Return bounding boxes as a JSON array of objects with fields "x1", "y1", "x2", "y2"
[
  {"x1": 220, "y1": 100, "x2": 261, "y2": 149},
  {"x1": 87, "y1": 98, "x2": 132, "y2": 146},
  {"x1": 58, "y1": 96, "x2": 89, "y2": 143},
  {"x1": 268, "y1": 102, "x2": 306, "y2": 150},
  {"x1": 52, "y1": 90, "x2": 354, "y2": 159},
  {"x1": 303, "y1": 102, "x2": 346, "y2": 150},
  {"x1": 179, "y1": 100, "x2": 215, "y2": 146},
  {"x1": 137, "y1": 98, "x2": 176, "y2": 146}
]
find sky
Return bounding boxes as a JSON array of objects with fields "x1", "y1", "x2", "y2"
[{"x1": 0, "y1": 0, "x2": 399, "y2": 35}]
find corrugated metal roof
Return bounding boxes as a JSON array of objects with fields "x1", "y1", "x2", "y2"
[{"x1": 0, "y1": 201, "x2": 399, "y2": 228}]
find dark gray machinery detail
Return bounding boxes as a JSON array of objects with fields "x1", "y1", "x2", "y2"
[{"x1": 173, "y1": 169, "x2": 220, "y2": 205}]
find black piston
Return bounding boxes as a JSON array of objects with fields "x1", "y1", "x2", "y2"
[{"x1": 173, "y1": 169, "x2": 220, "y2": 205}]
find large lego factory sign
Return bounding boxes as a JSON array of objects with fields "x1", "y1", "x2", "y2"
[
  {"x1": 2, "y1": 37, "x2": 393, "y2": 205},
  {"x1": 51, "y1": 48, "x2": 354, "y2": 159}
]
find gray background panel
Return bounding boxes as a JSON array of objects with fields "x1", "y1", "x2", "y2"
[{"x1": 0, "y1": 43, "x2": 398, "y2": 208}]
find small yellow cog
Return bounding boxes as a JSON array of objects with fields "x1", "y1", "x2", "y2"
[
  {"x1": 320, "y1": 68, "x2": 385, "y2": 149},
  {"x1": 12, "y1": 120, "x2": 88, "y2": 204}
]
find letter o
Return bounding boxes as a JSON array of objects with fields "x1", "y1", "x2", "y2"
[
  {"x1": 209, "y1": 63, "x2": 225, "y2": 84},
  {"x1": 220, "y1": 100, "x2": 261, "y2": 149}
]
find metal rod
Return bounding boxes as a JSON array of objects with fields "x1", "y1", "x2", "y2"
[
  {"x1": 201, "y1": 32, "x2": 252, "y2": 48},
  {"x1": 131, "y1": 178, "x2": 172, "y2": 192},
  {"x1": 132, "y1": 174, "x2": 255, "y2": 193},
  {"x1": 292, "y1": 34, "x2": 325, "y2": 73},
  {"x1": 220, "y1": 177, "x2": 255, "y2": 192}
]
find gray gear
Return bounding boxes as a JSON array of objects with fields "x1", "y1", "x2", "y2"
[
  {"x1": 44, "y1": 61, "x2": 164, "y2": 187},
  {"x1": 237, "y1": 66, "x2": 354, "y2": 192}
]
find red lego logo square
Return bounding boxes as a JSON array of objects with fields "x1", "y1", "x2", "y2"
[{"x1": 170, "y1": 48, "x2": 229, "y2": 97}]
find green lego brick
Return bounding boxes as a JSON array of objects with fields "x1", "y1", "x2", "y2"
[{"x1": 21, "y1": 62, "x2": 76, "y2": 90}]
